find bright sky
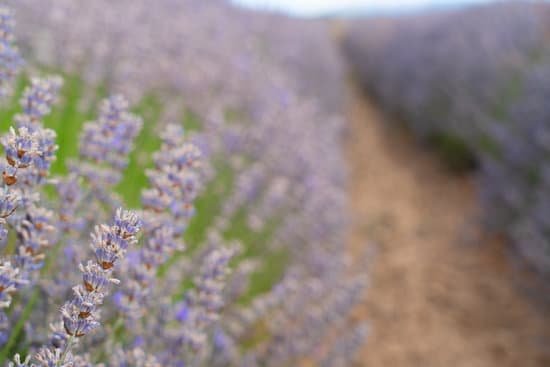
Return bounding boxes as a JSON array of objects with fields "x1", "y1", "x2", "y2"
[{"x1": 231, "y1": 0, "x2": 493, "y2": 16}]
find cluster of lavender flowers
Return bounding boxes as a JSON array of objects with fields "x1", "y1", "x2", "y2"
[
  {"x1": 0, "y1": 1, "x2": 369, "y2": 366},
  {"x1": 117, "y1": 123, "x2": 201, "y2": 318},
  {"x1": 344, "y1": 2, "x2": 550, "y2": 276},
  {"x1": 29, "y1": 209, "x2": 142, "y2": 366},
  {"x1": 0, "y1": 68, "x2": 63, "y2": 345},
  {"x1": 8, "y1": 0, "x2": 350, "y2": 272}
]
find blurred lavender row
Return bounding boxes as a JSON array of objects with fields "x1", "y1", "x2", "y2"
[{"x1": 343, "y1": 2, "x2": 550, "y2": 275}]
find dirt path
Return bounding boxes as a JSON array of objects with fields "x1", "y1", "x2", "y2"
[{"x1": 345, "y1": 83, "x2": 550, "y2": 367}]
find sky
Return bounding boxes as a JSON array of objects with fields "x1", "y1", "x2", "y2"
[{"x1": 231, "y1": 0, "x2": 494, "y2": 16}]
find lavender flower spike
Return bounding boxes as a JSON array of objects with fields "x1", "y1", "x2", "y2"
[
  {"x1": 14, "y1": 76, "x2": 63, "y2": 131},
  {"x1": 0, "y1": 6, "x2": 23, "y2": 100},
  {"x1": 0, "y1": 260, "x2": 27, "y2": 308},
  {"x1": 118, "y1": 124, "x2": 202, "y2": 318},
  {"x1": 61, "y1": 94, "x2": 142, "y2": 214},
  {"x1": 175, "y1": 244, "x2": 237, "y2": 359},
  {"x1": 0, "y1": 187, "x2": 20, "y2": 240},
  {"x1": 31, "y1": 209, "x2": 141, "y2": 366},
  {"x1": 1, "y1": 127, "x2": 39, "y2": 186},
  {"x1": 78, "y1": 94, "x2": 142, "y2": 171}
]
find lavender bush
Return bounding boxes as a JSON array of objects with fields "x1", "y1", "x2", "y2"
[
  {"x1": 343, "y1": 2, "x2": 550, "y2": 276},
  {"x1": 0, "y1": 2, "x2": 367, "y2": 366}
]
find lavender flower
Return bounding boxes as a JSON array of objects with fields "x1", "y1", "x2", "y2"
[
  {"x1": 0, "y1": 73, "x2": 62, "y2": 347},
  {"x1": 210, "y1": 326, "x2": 239, "y2": 367},
  {"x1": 15, "y1": 76, "x2": 63, "y2": 130},
  {"x1": 0, "y1": 76, "x2": 62, "y2": 287},
  {"x1": 57, "y1": 94, "x2": 142, "y2": 233},
  {"x1": 50, "y1": 94, "x2": 143, "y2": 292},
  {"x1": 9, "y1": 76, "x2": 62, "y2": 189},
  {"x1": 1, "y1": 127, "x2": 39, "y2": 186},
  {"x1": 0, "y1": 187, "x2": 20, "y2": 240},
  {"x1": 0, "y1": 260, "x2": 27, "y2": 308},
  {"x1": 0, "y1": 261, "x2": 27, "y2": 349},
  {"x1": 78, "y1": 95, "x2": 142, "y2": 170},
  {"x1": 55, "y1": 174, "x2": 85, "y2": 233},
  {"x1": 176, "y1": 245, "x2": 237, "y2": 355},
  {"x1": 110, "y1": 347, "x2": 161, "y2": 367},
  {"x1": 118, "y1": 124, "x2": 202, "y2": 318},
  {"x1": 320, "y1": 323, "x2": 368, "y2": 367},
  {"x1": 0, "y1": 2, "x2": 369, "y2": 365},
  {"x1": 0, "y1": 6, "x2": 23, "y2": 100},
  {"x1": 0, "y1": 123, "x2": 55, "y2": 270},
  {"x1": 32, "y1": 209, "x2": 141, "y2": 366},
  {"x1": 14, "y1": 205, "x2": 56, "y2": 273}
]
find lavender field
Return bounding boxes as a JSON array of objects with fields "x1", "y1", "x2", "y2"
[{"x1": 0, "y1": 0, "x2": 548, "y2": 366}]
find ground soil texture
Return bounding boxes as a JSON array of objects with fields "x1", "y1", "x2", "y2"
[{"x1": 345, "y1": 83, "x2": 550, "y2": 367}]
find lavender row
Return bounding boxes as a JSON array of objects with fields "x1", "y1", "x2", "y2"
[
  {"x1": 0, "y1": 1, "x2": 368, "y2": 365},
  {"x1": 343, "y1": 2, "x2": 550, "y2": 275}
]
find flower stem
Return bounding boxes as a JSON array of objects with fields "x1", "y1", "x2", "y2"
[{"x1": 57, "y1": 335, "x2": 75, "y2": 366}]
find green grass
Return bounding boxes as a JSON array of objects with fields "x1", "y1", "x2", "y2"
[
  {"x1": 427, "y1": 131, "x2": 477, "y2": 172},
  {"x1": 116, "y1": 94, "x2": 163, "y2": 207}
]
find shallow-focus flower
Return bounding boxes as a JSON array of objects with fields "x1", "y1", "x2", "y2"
[
  {"x1": 33, "y1": 209, "x2": 141, "y2": 365},
  {"x1": 15, "y1": 76, "x2": 63, "y2": 129},
  {"x1": 0, "y1": 260, "x2": 27, "y2": 308},
  {"x1": 0, "y1": 6, "x2": 23, "y2": 100}
]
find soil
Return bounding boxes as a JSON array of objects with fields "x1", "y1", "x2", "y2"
[{"x1": 345, "y1": 83, "x2": 550, "y2": 367}]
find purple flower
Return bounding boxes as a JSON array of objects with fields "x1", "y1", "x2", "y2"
[
  {"x1": 0, "y1": 6, "x2": 23, "y2": 100},
  {"x1": 32, "y1": 209, "x2": 141, "y2": 365}
]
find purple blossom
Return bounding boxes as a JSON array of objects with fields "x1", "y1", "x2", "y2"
[
  {"x1": 33, "y1": 209, "x2": 141, "y2": 365},
  {"x1": 118, "y1": 124, "x2": 202, "y2": 318},
  {"x1": 0, "y1": 6, "x2": 23, "y2": 100},
  {"x1": 0, "y1": 260, "x2": 27, "y2": 308},
  {"x1": 78, "y1": 95, "x2": 142, "y2": 170},
  {"x1": 15, "y1": 76, "x2": 63, "y2": 129},
  {"x1": 175, "y1": 245, "x2": 237, "y2": 357}
]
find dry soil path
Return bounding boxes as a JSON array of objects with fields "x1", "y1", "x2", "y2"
[{"x1": 345, "y1": 83, "x2": 550, "y2": 367}]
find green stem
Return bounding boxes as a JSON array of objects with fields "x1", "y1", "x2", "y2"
[
  {"x1": 0, "y1": 238, "x2": 64, "y2": 364},
  {"x1": 57, "y1": 335, "x2": 75, "y2": 366},
  {"x1": 0, "y1": 289, "x2": 39, "y2": 363}
]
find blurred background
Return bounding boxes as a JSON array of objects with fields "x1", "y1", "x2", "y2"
[{"x1": 0, "y1": 0, "x2": 549, "y2": 366}]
